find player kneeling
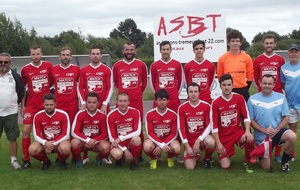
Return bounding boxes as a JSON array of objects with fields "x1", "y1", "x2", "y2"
[
  {"x1": 178, "y1": 82, "x2": 215, "y2": 170},
  {"x1": 71, "y1": 92, "x2": 110, "y2": 169},
  {"x1": 107, "y1": 92, "x2": 143, "y2": 171},
  {"x1": 29, "y1": 94, "x2": 71, "y2": 170},
  {"x1": 143, "y1": 89, "x2": 181, "y2": 169}
]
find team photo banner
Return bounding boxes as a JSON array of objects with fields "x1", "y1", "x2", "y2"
[{"x1": 153, "y1": 14, "x2": 227, "y2": 63}]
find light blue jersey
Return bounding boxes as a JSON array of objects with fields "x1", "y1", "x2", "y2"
[
  {"x1": 247, "y1": 92, "x2": 289, "y2": 145},
  {"x1": 280, "y1": 61, "x2": 300, "y2": 109}
]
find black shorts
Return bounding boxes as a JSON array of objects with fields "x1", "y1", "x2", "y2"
[
  {"x1": 0, "y1": 113, "x2": 20, "y2": 141},
  {"x1": 272, "y1": 128, "x2": 289, "y2": 149},
  {"x1": 232, "y1": 87, "x2": 249, "y2": 102}
]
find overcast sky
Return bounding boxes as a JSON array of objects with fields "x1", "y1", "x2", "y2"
[{"x1": 2, "y1": 0, "x2": 299, "y2": 43}]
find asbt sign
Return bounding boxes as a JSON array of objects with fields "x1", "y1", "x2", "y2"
[{"x1": 154, "y1": 14, "x2": 226, "y2": 63}]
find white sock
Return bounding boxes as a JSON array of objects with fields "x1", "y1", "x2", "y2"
[{"x1": 11, "y1": 156, "x2": 17, "y2": 163}]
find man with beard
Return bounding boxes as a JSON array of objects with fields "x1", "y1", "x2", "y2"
[
  {"x1": 51, "y1": 47, "x2": 80, "y2": 165},
  {"x1": 112, "y1": 42, "x2": 148, "y2": 119},
  {"x1": 211, "y1": 74, "x2": 254, "y2": 173},
  {"x1": 253, "y1": 34, "x2": 285, "y2": 163},
  {"x1": 20, "y1": 45, "x2": 53, "y2": 169},
  {"x1": 79, "y1": 45, "x2": 113, "y2": 114},
  {"x1": 0, "y1": 53, "x2": 25, "y2": 169},
  {"x1": 149, "y1": 40, "x2": 183, "y2": 112},
  {"x1": 51, "y1": 47, "x2": 80, "y2": 124},
  {"x1": 112, "y1": 42, "x2": 148, "y2": 164},
  {"x1": 29, "y1": 93, "x2": 71, "y2": 170},
  {"x1": 143, "y1": 89, "x2": 180, "y2": 169},
  {"x1": 78, "y1": 45, "x2": 113, "y2": 164}
]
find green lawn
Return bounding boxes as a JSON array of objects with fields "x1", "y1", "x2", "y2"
[
  {"x1": 0, "y1": 130, "x2": 299, "y2": 190},
  {"x1": 1, "y1": 84, "x2": 299, "y2": 190}
]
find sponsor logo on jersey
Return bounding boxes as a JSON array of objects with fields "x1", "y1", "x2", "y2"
[
  {"x1": 163, "y1": 119, "x2": 171, "y2": 123},
  {"x1": 270, "y1": 62, "x2": 278, "y2": 65},
  {"x1": 93, "y1": 120, "x2": 99, "y2": 124},
  {"x1": 229, "y1": 104, "x2": 236, "y2": 109},
  {"x1": 195, "y1": 111, "x2": 203, "y2": 115},
  {"x1": 52, "y1": 121, "x2": 60, "y2": 125},
  {"x1": 125, "y1": 118, "x2": 133, "y2": 122}
]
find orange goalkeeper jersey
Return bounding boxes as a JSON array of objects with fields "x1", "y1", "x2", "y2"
[{"x1": 217, "y1": 51, "x2": 253, "y2": 88}]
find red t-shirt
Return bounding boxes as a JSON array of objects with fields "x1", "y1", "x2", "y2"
[
  {"x1": 71, "y1": 109, "x2": 108, "y2": 142},
  {"x1": 145, "y1": 108, "x2": 177, "y2": 148},
  {"x1": 178, "y1": 100, "x2": 211, "y2": 145},
  {"x1": 21, "y1": 61, "x2": 53, "y2": 112},
  {"x1": 184, "y1": 59, "x2": 215, "y2": 103},
  {"x1": 112, "y1": 59, "x2": 148, "y2": 101},
  {"x1": 33, "y1": 109, "x2": 70, "y2": 146},
  {"x1": 107, "y1": 107, "x2": 141, "y2": 150},
  {"x1": 253, "y1": 53, "x2": 285, "y2": 93},
  {"x1": 51, "y1": 64, "x2": 80, "y2": 110},
  {"x1": 78, "y1": 63, "x2": 113, "y2": 107},
  {"x1": 211, "y1": 93, "x2": 250, "y2": 139},
  {"x1": 150, "y1": 59, "x2": 183, "y2": 100}
]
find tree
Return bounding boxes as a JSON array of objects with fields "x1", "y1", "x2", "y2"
[
  {"x1": 44, "y1": 30, "x2": 87, "y2": 55},
  {"x1": 251, "y1": 31, "x2": 282, "y2": 43},
  {"x1": 109, "y1": 18, "x2": 146, "y2": 48},
  {"x1": 86, "y1": 35, "x2": 127, "y2": 59},
  {"x1": 0, "y1": 13, "x2": 30, "y2": 56},
  {"x1": 248, "y1": 31, "x2": 300, "y2": 58},
  {"x1": 136, "y1": 32, "x2": 154, "y2": 58},
  {"x1": 289, "y1": 29, "x2": 300, "y2": 40}
]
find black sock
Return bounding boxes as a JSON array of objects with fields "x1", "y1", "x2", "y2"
[{"x1": 282, "y1": 152, "x2": 290, "y2": 164}]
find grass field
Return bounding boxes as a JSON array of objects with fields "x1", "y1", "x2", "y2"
[
  {"x1": 0, "y1": 130, "x2": 299, "y2": 190},
  {"x1": 1, "y1": 84, "x2": 299, "y2": 190}
]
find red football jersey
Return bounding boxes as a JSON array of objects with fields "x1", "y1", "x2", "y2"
[
  {"x1": 112, "y1": 58, "x2": 148, "y2": 101},
  {"x1": 78, "y1": 63, "x2": 113, "y2": 107},
  {"x1": 184, "y1": 59, "x2": 215, "y2": 103},
  {"x1": 107, "y1": 107, "x2": 141, "y2": 150},
  {"x1": 150, "y1": 59, "x2": 183, "y2": 100},
  {"x1": 145, "y1": 108, "x2": 177, "y2": 148},
  {"x1": 51, "y1": 64, "x2": 80, "y2": 110},
  {"x1": 211, "y1": 93, "x2": 250, "y2": 138},
  {"x1": 71, "y1": 109, "x2": 108, "y2": 142},
  {"x1": 177, "y1": 100, "x2": 211, "y2": 145},
  {"x1": 253, "y1": 53, "x2": 285, "y2": 93},
  {"x1": 33, "y1": 108, "x2": 70, "y2": 146},
  {"x1": 21, "y1": 61, "x2": 52, "y2": 112}
]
